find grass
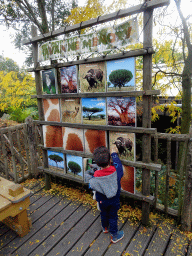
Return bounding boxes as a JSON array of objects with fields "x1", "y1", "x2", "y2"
[
  {"x1": 83, "y1": 118, "x2": 106, "y2": 125},
  {"x1": 107, "y1": 86, "x2": 135, "y2": 92},
  {"x1": 80, "y1": 80, "x2": 106, "y2": 93}
]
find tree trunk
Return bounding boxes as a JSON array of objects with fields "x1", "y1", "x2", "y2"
[
  {"x1": 36, "y1": 0, "x2": 49, "y2": 33},
  {"x1": 181, "y1": 52, "x2": 192, "y2": 135},
  {"x1": 177, "y1": 52, "x2": 192, "y2": 175},
  {"x1": 181, "y1": 126, "x2": 192, "y2": 231}
]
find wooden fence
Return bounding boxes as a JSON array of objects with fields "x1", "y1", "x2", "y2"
[
  {"x1": 1, "y1": 116, "x2": 191, "y2": 223},
  {"x1": 151, "y1": 132, "x2": 190, "y2": 221},
  {"x1": 0, "y1": 117, "x2": 42, "y2": 183}
]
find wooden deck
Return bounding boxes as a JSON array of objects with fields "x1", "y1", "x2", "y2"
[{"x1": 0, "y1": 181, "x2": 191, "y2": 256}]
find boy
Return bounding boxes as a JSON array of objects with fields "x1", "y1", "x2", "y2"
[{"x1": 85, "y1": 146, "x2": 124, "y2": 243}]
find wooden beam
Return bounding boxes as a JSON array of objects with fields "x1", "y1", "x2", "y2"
[
  {"x1": 23, "y1": 0, "x2": 170, "y2": 45},
  {"x1": 34, "y1": 120, "x2": 157, "y2": 134},
  {"x1": 39, "y1": 145, "x2": 161, "y2": 171},
  {"x1": 39, "y1": 167, "x2": 155, "y2": 203},
  {"x1": 0, "y1": 124, "x2": 25, "y2": 133},
  {"x1": 152, "y1": 133, "x2": 190, "y2": 141},
  {"x1": 31, "y1": 90, "x2": 160, "y2": 99},
  {"x1": 121, "y1": 160, "x2": 161, "y2": 171},
  {"x1": 27, "y1": 48, "x2": 150, "y2": 72},
  {"x1": 121, "y1": 190, "x2": 154, "y2": 204}
]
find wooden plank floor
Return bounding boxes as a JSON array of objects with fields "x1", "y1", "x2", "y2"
[{"x1": 0, "y1": 181, "x2": 191, "y2": 256}]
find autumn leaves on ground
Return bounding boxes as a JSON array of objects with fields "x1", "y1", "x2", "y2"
[{"x1": 22, "y1": 178, "x2": 192, "y2": 242}]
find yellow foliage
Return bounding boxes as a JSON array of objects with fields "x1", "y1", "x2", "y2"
[
  {"x1": 64, "y1": 0, "x2": 105, "y2": 26},
  {"x1": 0, "y1": 71, "x2": 36, "y2": 111},
  {"x1": 64, "y1": 0, "x2": 127, "y2": 27}
]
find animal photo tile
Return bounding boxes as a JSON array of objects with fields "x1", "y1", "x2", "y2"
[
  {"x1": 47, "y1": 150, "x2": 65, "y2": 173},
  {"x1": 82, "y1": 97, "x2": 106, "y2": 126},
  {"x1": 83, "y1": 158, "x2": 100, "y2": 183},
  {"x1": 62, "y1": 127, "x2": 84, "y2": 152},
  {"x1": 109, "y1": 131, "x2": 135, "y2": 162},
  {"x1": 43, "y1": 125, "x2": 63, "y2": 148},
  {"x1": 121, "y1": 165, "x2": 135, "y2": 194},
  {"x1": 42, "y1": 68, "x2": 57, "y2": 94},
  {"x1": 106, "y1": 57, "x2": 135, "y2": 92},
  {"x1": 59, "y1": 65, "x2": 78, "y2": 93},
  {"x1": 43, "y1": 99, "x2": 61, "y2": 122},
  {"x1": 107, "y1": 97, "x2": 136, "y2": 126},
  {"x1": 84, "y1": 129, "x2": 107, "y2": 154},
  {"x1": 66, "y1": 154, "x2": 84, "y2": 180},
  {"x1": 79, "y1": 62, "x2": 106, "y2": 93},
  {"x1": 60, "y1": 98, "x2": 81, "y2": 124}
]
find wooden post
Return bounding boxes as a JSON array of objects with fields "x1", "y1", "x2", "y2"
[
  {"x1": 165, "y1": 138, "x2": 171, "y2": 214},
  {"x1": 8, "y1": 130, "x2": 18, "y2": 183},
  {"x1": 181, "y1": 127, "x2": 192, "y2": 231},
  {"x1": 31, "y1": 25, "x2": 50, "y2": 188},
  {"x1": 0, "y1": 131, "x2": 9, "y2": 179},
  {"x1": 25, "y1": 116, "x2": 38, "y2": 177},
  {"x1": 142, "y1": 0, "x2": 153, "y2": 226},
  {"x1": 177, "y1": 138, "x2": 189, "y2": 222},
  {"x1": 154, "y1": 134, "x2": 159, "y2": 208}
]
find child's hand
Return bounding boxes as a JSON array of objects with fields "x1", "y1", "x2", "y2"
[{"x1": 110, "y1": 144, "x2": 118, "y2": 153}]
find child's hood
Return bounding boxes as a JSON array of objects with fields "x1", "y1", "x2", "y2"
[{"x1": 89, "y1": 171, "x2": 118, "y2": 199}]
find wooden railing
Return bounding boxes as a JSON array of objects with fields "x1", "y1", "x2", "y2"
[
  {"x1": 151, "y1": 132, "x2": 190, "y2": 219},
  {"x1": 0, "y1": 117, "x2": 42, "y2": 183},
  {"x1": 1, "y1": 117, "x2": 191, "y2": 223}
]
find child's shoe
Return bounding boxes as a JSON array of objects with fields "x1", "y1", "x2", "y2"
[
  {"x1": 111, "y1": 230, "x2": 124, "y2": 243},
  {"x1": 103, "y1": 227, "x2": 109, "y2": 233}
]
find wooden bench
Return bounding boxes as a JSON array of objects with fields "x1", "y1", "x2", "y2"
[{"x1": 0, "y1": 177, "x2": 32, "y2": 237}]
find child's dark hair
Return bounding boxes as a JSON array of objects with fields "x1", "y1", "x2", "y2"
[{"x1": 93, "y1": 146, "x2": 110, "y2": 168}]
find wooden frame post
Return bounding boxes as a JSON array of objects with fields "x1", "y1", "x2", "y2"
[
  {"x1": 25, "y1": 116, "x2": 38, "y2": 177},
  {"x1": 142, "y1": 0, "x2": 153, "y2": 226},
  {"x1": 31, "y1": 25, "x2": 51, "y2": 189}
]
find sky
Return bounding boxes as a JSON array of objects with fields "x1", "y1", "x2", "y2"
[
  {"x1": 47, "y1": 150, "x2": 65, "y2": 168},
  {"x1": 107, "y1": 57, "x2": 135, "y2": 88},
  {"x1": 0, "y1": 0, "x2": 191, "y2": 70},
  {"x1": 0, "y1": 26, "x2": 26, "y2": 67},
  {"x1": 82, "y1": 98, "x2": 106, "y2": 116},
  {"x1": 66, "y1": 154, "x2": 83, "y2": 177}
]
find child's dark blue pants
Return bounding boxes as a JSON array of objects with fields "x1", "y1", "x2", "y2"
[{"x1": 99, "y1": 200, "x2": 120, "y2": 235}]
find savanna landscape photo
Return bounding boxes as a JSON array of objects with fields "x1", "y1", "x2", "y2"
[
  {"x1": 61, "y1": 98, "x2": 81, "y2": 123},
  {"x1": 82, "y1": 97, "x2": 106, "y2": 125},
  {"x1": 109, "y1": 131, "x2": 135, "y2": 162},
  {"x1": 107, "y1": 97, "x2": 136, "y2": 126},
  {"x1": 48, "y1": 150, "x2": 65, "y2": 173},
  {"x1": 66, "y1": 154, "x2": 83, "y2": 180},
  {"x1": 107, "y1": 57, "x2": 135, "y2": 92},
  {"x1": 79, "y1": 62, "x2": 106, "y2": 93}
]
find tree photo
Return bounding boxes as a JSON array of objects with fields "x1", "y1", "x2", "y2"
[
  {"x1": 66, "y1": 154, "x2": 83, "y2": 180},
  {"x1": 109, "y1": 69, "x2": 133, "y2": 89},
  {"x1": 60, "y1": 65, "x2": 78, "y2": 93},
  {"x1": 107, "y1": 97, "x2": 136, "y2": 126},
  {"x1": 48, "y1": 150, "x2": 64, "y2": 172},
  {"x1": 82, "y1": 98, "x2": 106, "y2": 125},
  {"x1": 107, "y1": 57, "x2": 135, "y2": 92}
]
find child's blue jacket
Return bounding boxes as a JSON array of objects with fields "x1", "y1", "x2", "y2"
[{"x1": 85, "y1": 153, "x2": 123, "y2": 203}]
